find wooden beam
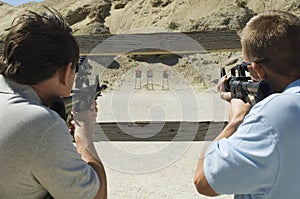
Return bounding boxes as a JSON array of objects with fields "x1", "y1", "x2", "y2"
[
  {"x1": 94, "y1": 121, "x2": 227, "y2": 141},
  {"x1": 0, "y1": 30, "x2": 241, "y2": 55},
  {"x1": 77, "y1": 30, "x2": 241, "y2": 55}
]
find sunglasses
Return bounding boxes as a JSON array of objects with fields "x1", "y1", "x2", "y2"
[
  {"x1": 239, "y1": 58, "x2": 270, "y2": 71},
  {"x1": 75, "y1": 63, "x2": 79, "y2": 73}
]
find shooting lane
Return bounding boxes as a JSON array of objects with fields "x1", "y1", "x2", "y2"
[{"x1": 0, "y1": 30, "x2": 240, "y2": 199}]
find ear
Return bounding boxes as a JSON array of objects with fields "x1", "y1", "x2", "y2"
[
  {"x1": 59, "y1": 62, "x2": 73, "y2": 86},
  {"x1": 251, "y1": 62, "x2": 266, "y2": 80}
]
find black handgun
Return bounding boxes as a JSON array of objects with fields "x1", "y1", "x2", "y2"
[
  {"x1": 50, "y1": 56, "x2": 107, "y2": 121},
  {"x1": 221, "y1": 61, "x2": 273, "y2": 104}
]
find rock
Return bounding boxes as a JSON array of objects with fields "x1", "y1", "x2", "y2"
[
  {"x1": 150, "y1": 0, "x2": 171, "y2": 7},
  {"x1": 65, "y1": 6, "x2": 90, "y2": 26},
  {"x1": 113, "y1": 0, "x2": 132, "y2": 9},
  {"x1": 183, "y1": 3, "x2": 256, "y2": 32}
]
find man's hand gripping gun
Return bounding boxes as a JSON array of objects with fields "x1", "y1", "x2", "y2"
[{"x1": 221, "y1": 62, "x2": 273, "y2": 104}]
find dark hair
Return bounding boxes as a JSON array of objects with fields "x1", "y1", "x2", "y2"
[
  {"x1": 238, "y1": 10, "x2": 300, "y2": 77},
  {"x1": 0, "y1": 7, "x2": 79, "y2": 85}
]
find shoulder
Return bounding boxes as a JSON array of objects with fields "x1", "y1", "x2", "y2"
[
  {"x1": 242, "y1": 92, "x2": 300, "y2": 139},
  {"x1": 23, "y1": 102, "x2": 65, "y2": 129},
  {"x1": 11, "y1": 101, "x2": 69, "y2": 142},
  {"x1": 251, "y1": 92, "x2": 300, "y2": 116}
]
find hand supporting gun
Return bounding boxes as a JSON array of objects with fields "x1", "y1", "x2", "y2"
[{"x1": 220, "y1": 61, "x2": 273, "y2": 104}]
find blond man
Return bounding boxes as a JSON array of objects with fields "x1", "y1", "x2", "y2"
[{"x1": 195, "y1": 10, "x2": 300, "y2": 198}]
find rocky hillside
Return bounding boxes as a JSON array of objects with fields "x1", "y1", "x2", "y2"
[
  {"x1": 0, "y1": 0, "x2": 300, "y2": 91},
  {"x1": 1, "y1": 0, "x2": 300, "y2": 38}
]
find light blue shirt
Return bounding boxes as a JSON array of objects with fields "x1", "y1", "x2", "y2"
[{"x1": 204, "y1": 79, "x2": 300, "y2": 199}]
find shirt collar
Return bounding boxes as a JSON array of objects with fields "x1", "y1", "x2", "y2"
[
  {"x1": 0, "y1": 74, "x2": 42, "y2": 104},
  {"x1": 283, "y1": 78, "x2": 300, "y2": 94}
]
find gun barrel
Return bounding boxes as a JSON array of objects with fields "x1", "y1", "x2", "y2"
[
  {"x1": 66, "y1": 83, "x2": 107, "y2": 112},
  {"x1": 242, "y1": 81, "x2": 259, "y2": 93},
  {"x1": 95, "y1": 84, "x2": 107, "y2": 98},
  {"x1": 220, "y1": 62, "x2": 273, "y2": 104},
  {"x1": 50, "y1": 83, "x2": 108, "y2": 121},
  {"x1": 242, "y1": 80, "x2": 273, "y2": 102}
]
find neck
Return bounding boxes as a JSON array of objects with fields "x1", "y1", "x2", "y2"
[
  {"x1": 32, "y1": 86, "x2": 56, "y2": 106},
  {"x1": 31, "y1": 77, "x2": 61, "y2": 106},
  {"x1": 270, "y1": 76, "x2": 298, "y2": 93}
]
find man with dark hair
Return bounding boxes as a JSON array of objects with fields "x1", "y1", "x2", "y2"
[
  {"x1": 194, "y1": 10, "x2": 300, "y2": 198},
  {"x1": 0, "y1": 8, "x2": 107, "y2": 199}
]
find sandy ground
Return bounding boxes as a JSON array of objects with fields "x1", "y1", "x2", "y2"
[{"x1": 94, "y1": 141, "x2": 233, "y2": 199}]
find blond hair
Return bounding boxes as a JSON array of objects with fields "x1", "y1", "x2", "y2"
[{"x1": 239, "y1": 10, "x2": 300, "y2": 77}]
